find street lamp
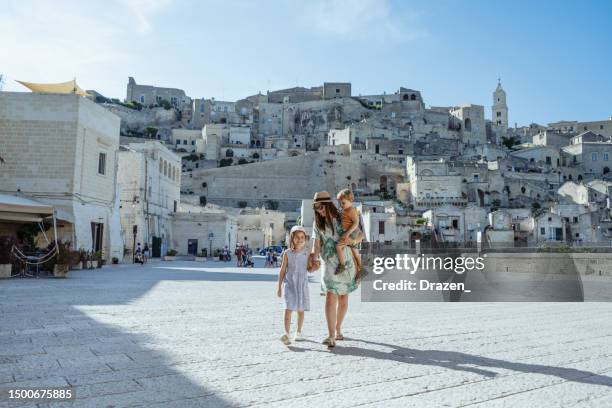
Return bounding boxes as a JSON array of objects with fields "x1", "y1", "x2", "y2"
[{"x1": 208, "y1": 232, "x2": 214, "y2": 259}]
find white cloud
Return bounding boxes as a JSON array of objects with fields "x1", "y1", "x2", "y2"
[
  {"x1": 0, "y1": 0, "x2": 170, "y2": 96},
  {"x1": 114, "y1": 0, "x2": 172, "y2": 33},
  {"x1": 299, "y1": 0, "x2": 425, "y2": 42}
]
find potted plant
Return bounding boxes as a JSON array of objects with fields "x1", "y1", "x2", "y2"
[
  {"x1": 164, "y1": 249, "x2": 177, "y2": 261},
  {"x1": 195, "y1": 249, "x2": 207, "y2": 262},
  {"x1": 72, "y1": 249, "x2": 86, "y2": 270},
  {"x1": 93, "y1": 250, "x2": 103, "y2": 268},
  {"x1": 0, "y1": 236, "x2": 16, "y2": 278},
  {"x1": 53, "y1": 241, "x2": 78, "y2": 278}
]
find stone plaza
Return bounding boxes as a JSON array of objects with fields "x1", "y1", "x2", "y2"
[{"x1": 1, "y1": 260, "x2": 612, "y2": 407}]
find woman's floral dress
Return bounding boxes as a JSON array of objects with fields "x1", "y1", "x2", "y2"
[{"x1": 313, "y1": 218, "x2": 359, "y2": 295}]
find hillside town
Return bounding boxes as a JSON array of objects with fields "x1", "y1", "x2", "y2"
[{"x1": 1, "y1": 77, "x2": 612, "y2": 265}]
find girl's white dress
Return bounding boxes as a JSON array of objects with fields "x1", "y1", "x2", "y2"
[{"x1": 283, "y1": 249, "x2": 310, "y2": 311}]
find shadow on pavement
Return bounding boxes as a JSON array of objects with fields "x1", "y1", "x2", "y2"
[
  {"x1": 0, "y1": 261, "x2": 252, "y2": 406},
  {"x1": 324, "y1": 338, "x2": 612, "y2": 387}
]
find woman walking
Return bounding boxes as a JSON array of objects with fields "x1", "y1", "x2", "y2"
[{"x1": 310, "y1": 191, "x2": 361, "y2": 348}]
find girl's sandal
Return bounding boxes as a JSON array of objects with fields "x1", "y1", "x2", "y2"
[
  {"x1": 322, "y1": 337, "x2": 336, "y2": 348},
  {"x1": 335, "y1": 333, "x2": 344, "y2": 341}
]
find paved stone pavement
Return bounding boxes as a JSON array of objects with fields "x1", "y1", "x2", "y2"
[{"x1": 1, "y1": 259, "x2": 611, "y2": 408}]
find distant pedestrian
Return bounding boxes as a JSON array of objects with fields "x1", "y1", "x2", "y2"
[
  {"x1": 266, "y1": 250, "x2": 273, "y2": 267},
  {"x1": 236, "y1": 245, "x2": 243, "y2": 267},
  {"x1": 273, "y1": 251, "x2": 279, "y2": 267},
  {"x1": 143, "y1": 244, "x2": 150, "y2": 264}
]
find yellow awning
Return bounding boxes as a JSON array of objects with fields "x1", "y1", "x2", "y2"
[{"x1": 15, "y1": 79, "x2": 90, "y2": 97}]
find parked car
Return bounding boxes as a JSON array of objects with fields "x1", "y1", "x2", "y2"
[{"x1": 259, "y1": 245, "x2": 283, "y2": 256}]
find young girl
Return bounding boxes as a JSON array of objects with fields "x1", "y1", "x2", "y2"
[{"x1": 276, "y1": 226, "x2": 318, "y2": 345}]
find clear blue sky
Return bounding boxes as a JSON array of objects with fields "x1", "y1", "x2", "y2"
[{"x1": 2, "y1": 0, "x2": 611, "y2": 126}]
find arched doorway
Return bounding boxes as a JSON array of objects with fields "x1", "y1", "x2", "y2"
[{"x1": 464, "y1": 118, "x2": 472, "y2": 132}]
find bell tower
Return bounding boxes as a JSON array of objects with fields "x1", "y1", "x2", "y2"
[{"x1": 492, "y1": 78, "x2": 508, "y2": 132}]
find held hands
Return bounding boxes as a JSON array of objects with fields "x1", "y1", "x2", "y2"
[{"x1": 307, "y1": 253, "x2": 321, "y2": 272}]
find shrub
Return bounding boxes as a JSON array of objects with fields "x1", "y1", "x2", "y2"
[
  {"x1": 112, "y1": 257, "x2": 119, "y2": 264},
  {"x1": 238, "y1": 158, "x2": 248, "y2": 165},
  {"x1": 238, "y1": 201, "x2": 248, "y2": 208},
  {"x1": 158, "y1": 99, "x2": 173, "y2": 110},
  {"x1": 166, "y1": 249, "x2": 178, "y2": 256},
  {"x1": 145, "y1": 127, "x2": 158, "y2": 138}
]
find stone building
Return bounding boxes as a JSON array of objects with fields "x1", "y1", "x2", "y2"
[
  {"x1": 328, "y1": 128, "x2": 351, "y2": 146},
  {"x1": 423, "y1": 204, "x2": 487, "y2": 244},
  {"x1": 450, "y1": 104, "x2": 486, "y2": 145},
  {"x1": 267, "y1": 86, "x2": 323, "y2": 103},
  {"x1": 323, "y1": 82, "x2": 351, "y2": 99},
  {"x1": 229, "y1": 125, "x2": 251, "y2": 145},
  {"x1": 359, "y1": 201, "x2": 406, "y2": 243},
  {"x1": 575, "y1": 117, "x2": 612, "y2": 138},
  {"x1": 533, "y1": 212, "x2": 566, "y2": 244},
  {"x1": 171, "y1": 207, "x2": 237, "y2": 256},
  {"x1": 126, "y1": 77, "x2": 190, "y2": 110},
  {"x1": 562, "y1": 131, "x2": 612, "y2": 176},
  {"x1": 406, "y1": 158, "x2": 466, "y2": 209},
  {"x1": 117, "y1": 142, "x2": 181, "y2": 258},
  {"x1": 0, "y1": 92, "x2": 123, "y2": 260},
  {"x1": 532, "y1": 130, "x2": 573, "y2": 148},
  {"x1": 486, "y1": 208, "x2": 533, "y2": 247},
  {"x1": 172, "y1": 129, "x2": 204, "y2": 153},
  {"x1": 236, "y1": 207, "x2": 286, "y2": 250},
  {"x1": 510, "y1": 145, "x2": 561, "y2": 168}
]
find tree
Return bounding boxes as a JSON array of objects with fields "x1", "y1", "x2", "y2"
[
  {"x1": 219, "y1": 158, "x2": 233, "y2": 167},
  {"x1": 501, "y1": 136, "x2": 520, "y2": 149}
]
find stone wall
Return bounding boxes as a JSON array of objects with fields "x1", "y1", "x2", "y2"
[
  {"x1": 182, "y1": 152, "x2": 404, "y2": 212},
  {"x1": 103, "y1": 104, "x2": 177, "y2": 135}
]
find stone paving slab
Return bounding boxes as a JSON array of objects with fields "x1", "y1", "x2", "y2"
[{"x1": 1, "y1": 260, "x2": 611, "y2": 407}]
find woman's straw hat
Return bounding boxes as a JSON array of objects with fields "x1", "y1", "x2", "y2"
[{"x1": 313, "y1": 191, "x2": 333, "y2": 203}]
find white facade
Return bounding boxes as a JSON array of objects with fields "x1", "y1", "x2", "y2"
[
  {"x1": 229, "y1": 126, "x2": 251, "y2": 146},
  {"x1": 236, "y1": 207, "x2": 286, "y2": 249},
  {"x1": 359, "y1": 201, "x2": 400, "y2": 243},
  {"x1": 117, "y1": 142, "x2": 181, "y2": 257},
  {"x1": 328, "y1": 128, "x2": 351, "y2": 146},
  {"x1": 172, "y1": 129, "x2": 204, "y2": 153},
  {"x1": 0, "y1": 92, "x2": 122, "y2": 260},
  {"x1": 171, "y1": 211, "x2": 237, "y2": 256}
]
